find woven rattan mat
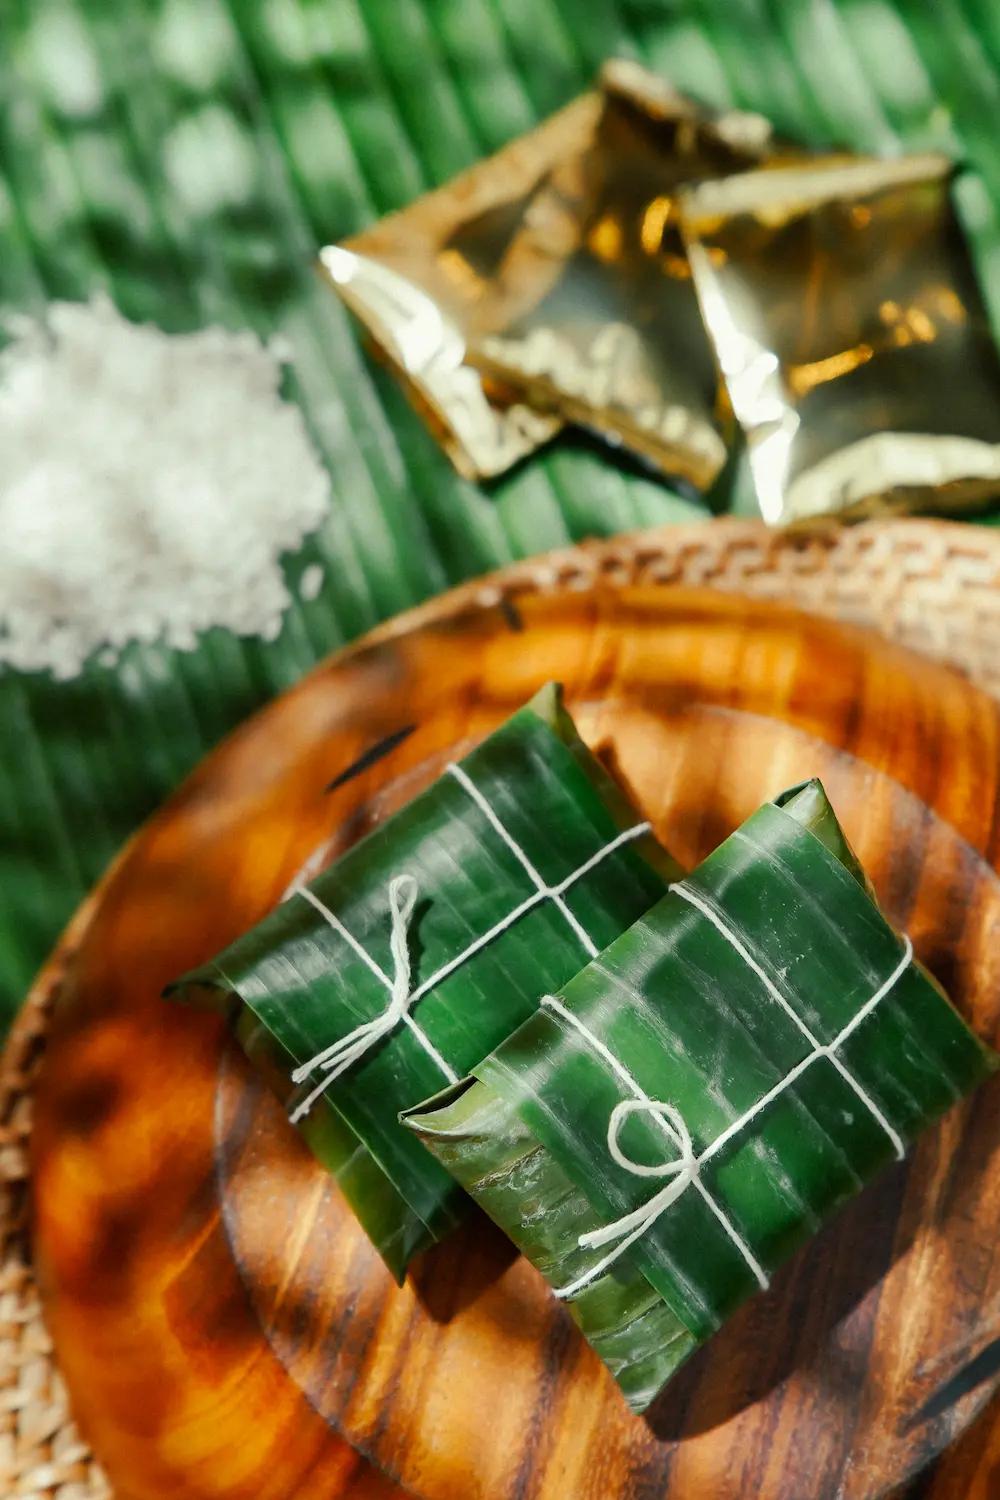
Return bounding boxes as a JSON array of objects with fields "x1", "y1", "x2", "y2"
[{"x1": 4, "y1": 517, "x2": 1000, "y2": 1499}]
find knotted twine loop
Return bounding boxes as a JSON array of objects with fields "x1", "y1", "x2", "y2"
[
  {"x1": 577, "y1": 1098, "x2": 698, "y2": 1252},
  {"x1": 288, "y1": 874, "x2": 418, "y2": 1122},
  {"x1": 286, "y1": 804, "x2": 654, "y2": 1121}
]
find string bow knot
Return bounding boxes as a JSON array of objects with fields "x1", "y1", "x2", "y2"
[
  {"x1": 577, "y1": 1098, "x2": 698, "y2": 1253},
  {"x1": 288, "y1": 874, "x2": 418, "y2": 1122}
]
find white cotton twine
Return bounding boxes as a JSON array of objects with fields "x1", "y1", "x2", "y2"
[
  {"x1": 541, "y1": 897, "x2": 915, "y2": 1300},
  {"x1": 0, "y1": 297, "x2": 332, "y2": 678},
  {"x1": 283, "y1": 763, "x2": 654, "y2": 1124},
  {"x1": 288, "y1": 873, "x2": 422, "y2": 1124},
  {"x1": 576, "y1": 1099, "x2": 698, "y2": 1252}
]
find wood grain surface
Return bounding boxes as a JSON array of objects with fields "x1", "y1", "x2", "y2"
[{"x1": 29, "y1": 575, "x2": 1000, "y2": 1500}]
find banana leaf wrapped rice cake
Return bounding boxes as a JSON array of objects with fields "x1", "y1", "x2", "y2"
[
  {"x1": 170, "y1": 685, "x2": 679, "y2": 1279},
  {"x1": 405, "y1": 781, "x2": 997, "y2": 1410}
]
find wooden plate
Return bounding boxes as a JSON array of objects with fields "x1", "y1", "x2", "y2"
[{"x1": 30, "y1": 540, "x2": 1000, "y2": 1500}]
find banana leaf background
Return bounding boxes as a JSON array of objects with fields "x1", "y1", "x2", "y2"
[{"x1": 4, "y1": 0, "x2": 1000, "y2": 1029}]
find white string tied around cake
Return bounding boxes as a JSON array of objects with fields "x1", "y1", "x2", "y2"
[
  {"x1": 540, "y1": 992, "x2": 769, "y2": 1296},
  {"x1": 577, "y1": 1100, "x2": 699, "y2": 1253},
  {"x1": 288, "y1": 874, "x2": 419, "y2": 1123},
  {"x1": 542, "y1": 900, "x2": 915, "y2": 1301},
  {"x1": 285, "y1": 756, "x2": 653, "y2": 1123}
]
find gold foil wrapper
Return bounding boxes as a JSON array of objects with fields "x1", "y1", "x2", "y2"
[
  {"x1": 467, "y1": 60, "x2": 780, "y2": 489},
  {"x1": 681, "y1": 153, "x2": 1000, "y2": 523},
  {"x1": 323, "y1": 63, "x2": 775, "y2": 486},
  {"x1": 320, "y1": 244, "x2": 561, "y2": 481},
  {"x1": 321, "y1": 98, "x2": 595, "y2": 481}
]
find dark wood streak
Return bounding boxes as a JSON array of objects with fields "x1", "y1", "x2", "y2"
[
  {"x1": 904, "y1": 1340, "x2": 1000, "y2": 1434},
  {"x1": 499, "y1": 595, "x2": 525, "y2": 633},
  {"x1": 326, "y1": 724, "x2": 417, "y2": 792},
  {"x1": 510, "y1": 1309, "x2": 578, "y2": 1500}
]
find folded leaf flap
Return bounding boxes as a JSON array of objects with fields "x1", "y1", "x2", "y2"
[
  {"x1": 774, "y1": 776, "x2": 873, "y2": 894},
  {"x1": 401, "y1": 1071, "x2": 700, "y2": 1410}
]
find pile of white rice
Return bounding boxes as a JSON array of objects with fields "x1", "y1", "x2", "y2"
[{"x1": 0, "y1": 297, "x2": 331, "y2": 679}]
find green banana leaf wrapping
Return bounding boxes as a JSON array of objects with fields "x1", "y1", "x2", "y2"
[
  {"x1": 170, "y1": 684, "x2": 680, "y2": 1279},
  {"x1": 404, "y1": 781, "x2": 998, "y2": 1410}
]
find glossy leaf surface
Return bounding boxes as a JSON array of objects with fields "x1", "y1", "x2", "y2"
[
  {"x1": 406, "y1": 782, "x2": 997, "y2": 1409},
  {"x1": 172, "y1": 684, "x2": 679, "y2": 1277}
]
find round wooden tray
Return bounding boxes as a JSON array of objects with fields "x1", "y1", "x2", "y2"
[{"x1": 7, "y1": 519, "x2": 1000, "y2": 1500}]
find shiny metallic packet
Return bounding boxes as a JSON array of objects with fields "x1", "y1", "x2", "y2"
[
  {"x1": 322, "y1": 63, "x2": 777, "y2": 486},
  {"x1": 680, "y1": 153, "x2": 1000, "y2": 524},
  {"x1": 320, "y1": 100, "x2": 592, "y2": 480},
  {"x1": 471, "y1": 59, "x2": 782, "y2": 489}
]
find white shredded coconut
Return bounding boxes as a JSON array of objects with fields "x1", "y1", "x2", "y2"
[{"x1": 0, "y1": 297, "x2": 332, "y2": 679}]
